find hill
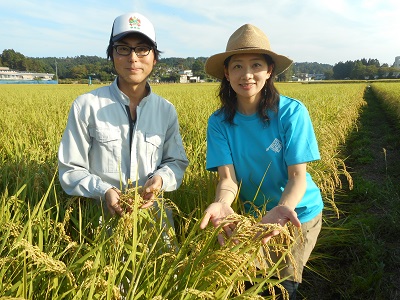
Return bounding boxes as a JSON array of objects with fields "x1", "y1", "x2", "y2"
[{"x1": 1, "y1": 49, "x2": 399, "y2": 82}]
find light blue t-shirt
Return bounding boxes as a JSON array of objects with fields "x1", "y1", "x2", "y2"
[{"x1": 206, "y1": 95, "x2": 323, "y2": 223}]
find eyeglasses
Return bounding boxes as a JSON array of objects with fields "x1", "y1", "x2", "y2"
[{"x1": 113, "y1": 45, "x2": 152, "y2": 57}]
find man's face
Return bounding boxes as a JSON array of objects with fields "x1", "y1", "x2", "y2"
[{"x1": 113, "y1": 35, "x2": 156, "y2": 87}]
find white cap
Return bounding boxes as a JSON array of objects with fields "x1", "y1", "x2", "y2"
[{"x1": 111, "y1": 12, "x2": 156, "y2": 46}]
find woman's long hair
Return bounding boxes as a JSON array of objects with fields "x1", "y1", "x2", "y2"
[{"x1": 217, "y1": 54, "x2": 280, "y2": 125}]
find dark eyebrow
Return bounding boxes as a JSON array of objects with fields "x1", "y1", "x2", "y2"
[
  {"x1": 118, "y1": 35, "x2": 152, "y2": 48},
  {"x1": 230, "y1": 57, "x2": 265, "y2": 63},
  {"x1": 116, "y1": 39, "x2": 150, "y2": 46}
]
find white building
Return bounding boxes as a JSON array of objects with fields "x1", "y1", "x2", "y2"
[
  {"x1": 179, "y1": 70, "x2": 200, "y2": 83},
  {"x1": 394, "y1": 56, "x2": 400, "y2": 68},
  {"x1": 0, "y1": 67, "x2": 54, "y2": 81}
]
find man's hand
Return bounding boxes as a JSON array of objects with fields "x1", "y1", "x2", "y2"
[
  {"x1": 141, "y1": 175, "x2": 163, "y2": 208},
  {"x1": 105, "y1": 187, "x2": 123, "y2": 216}
]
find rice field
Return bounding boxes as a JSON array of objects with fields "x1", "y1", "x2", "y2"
[
  {"x1": 370, "y1": 82, "x2": 400, "y2": 128},
  {"x1": 0, "y1": 82, "x2": 371, "y2": 299}
]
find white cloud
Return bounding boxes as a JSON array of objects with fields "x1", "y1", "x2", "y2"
[{"x1": 1, "y1": 0, "x2": 398, "y2": 64}]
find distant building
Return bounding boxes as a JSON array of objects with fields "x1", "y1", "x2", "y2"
[
  {"x1": 394, "y1": 56, "x2": 400, "y2": 68},
  {"x1": 179, "y1": 70, "x2": 200, "y2": 83},
  {"x1": 0, "y1": 67, "x2": 54, "y2": 81},
  {"x1": 291, "y1": 73, "x2": 325, "y2": 81}
]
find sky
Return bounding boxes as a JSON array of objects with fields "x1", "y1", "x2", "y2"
[{"x1": 1, "y1": 0, "x2": 399, "y2": 66}]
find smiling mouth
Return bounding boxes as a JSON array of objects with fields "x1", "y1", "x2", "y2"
[{"x1": 240, "y1": 83, "x2": 254, "y2": 87}]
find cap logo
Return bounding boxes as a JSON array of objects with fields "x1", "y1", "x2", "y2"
[{"x1": 128, "y1": 16, "x2": 141, "y2": 30}]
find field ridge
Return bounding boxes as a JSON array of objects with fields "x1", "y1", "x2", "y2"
[{"x1": 301, "y1": 85, "x2": 400, "y2": 299}]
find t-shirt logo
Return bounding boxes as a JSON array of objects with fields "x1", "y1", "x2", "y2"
[{"x1": 266, "y1": 138, "x2": 282, "y2": 153}]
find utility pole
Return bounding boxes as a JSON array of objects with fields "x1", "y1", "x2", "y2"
[
  {"x1": 88, "y1": 73, "x2": 95, "y2": 85},
  {"x1": 55, "y1": 59, "x2": 58, "y2": 83}
]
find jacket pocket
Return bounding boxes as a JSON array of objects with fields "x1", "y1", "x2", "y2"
[
  {"x1": 89, "y1": 127, "x2": 122, "y2": 173},
  {"x1": 145, "y1": 132, "x2": 164, "y2": 171}
]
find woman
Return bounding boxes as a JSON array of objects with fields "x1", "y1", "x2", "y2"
[{"x1": 200, "y1": 24, "x2": 323, "y2": 299}]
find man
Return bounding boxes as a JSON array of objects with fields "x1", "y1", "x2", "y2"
[{"x1": 58, "y1": 12, "x2": 189, "y2": 215}]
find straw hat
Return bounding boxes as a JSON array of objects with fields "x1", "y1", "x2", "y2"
[{"x1": 205, "y1": 24, "x2": 293, "y2": 80}]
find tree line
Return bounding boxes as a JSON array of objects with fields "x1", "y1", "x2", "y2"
[{"x1": 0, "y1": 49, "x2": 399, "y2": 82}]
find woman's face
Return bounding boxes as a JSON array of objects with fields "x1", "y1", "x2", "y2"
[
  {"x1": 113, "y1": 35, "x2": 156, "y2": 88},
  {"x1": 225, "y1": 53, "x2": 273, "y2": 105}
]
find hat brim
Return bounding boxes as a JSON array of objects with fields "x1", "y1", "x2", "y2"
[
  {"x1": 205, "y1": 48, "x2": 293, "y2": 80},
  {"x1": 112, "y1": 31, "x2": 157, "y2": 47}
]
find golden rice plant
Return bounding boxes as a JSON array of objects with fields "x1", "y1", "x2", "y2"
[
  {"x1": 277, "y1": 83, "x2": 367, "y2": 216},
  {"x1": 0, "y1": 82, "x2": 369, "y2": 299},
  {"x1": 155, "y1": 83, "x2": 367, "y2": 218},
  {"x1": 0, "y1": 174, "x2": 295, "y2": 299},
  {"x1": 370, "y1": 82, "x2": 400, "y2": 128},
  {"x1": 0, "y1": 82, "x2": 366, "y2": 217}
]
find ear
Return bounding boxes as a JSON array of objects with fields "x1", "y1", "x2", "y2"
[
  {"x1": 268, "y1": 64, "x2": 274, "y2": 75},
  {"x1": 224, "y1": 67, "x2": 230, "y2": 81}
]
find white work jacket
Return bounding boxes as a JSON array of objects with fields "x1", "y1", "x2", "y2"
[{"x1": 58, "y1": 79, "x2": 189, "y2": 201}]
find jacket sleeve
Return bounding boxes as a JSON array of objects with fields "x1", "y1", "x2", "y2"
[
  {"x1": 153, "y1": 105, "x2": 189, "y2": 191},
  {"x1": 58, "y1": 100, "x2": 112, "y2": 200}
]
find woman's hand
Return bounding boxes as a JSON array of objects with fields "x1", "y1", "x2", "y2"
[
  {"x1": 259, "y1": 205, "x2": 301, "y2": 244},
  {"x1": 200, "y1": 202, "x2": 235, "y2": 245}
]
